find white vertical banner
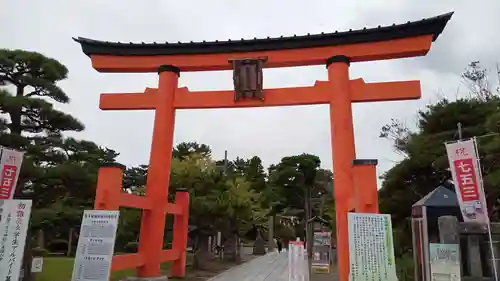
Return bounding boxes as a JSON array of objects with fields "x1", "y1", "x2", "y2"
[
  {"x1": 445, "y1": 139, "x2": 489, "y2": 223},
  {"x1": 71, "y1": 210, "x2": 120, "y2": 281},
  {"x1": 289, "y1": 240, "x2": 308, "y2": 281},
  {"x1": 0, "y1": 147, "x2": 24, "y2": 200},
  {"x1": 0, "y1": 200, "x2": 33, "y2": 281}
]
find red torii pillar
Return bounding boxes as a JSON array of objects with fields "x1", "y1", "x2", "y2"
[
  {"x1": 327, "y1": 55, "x2": 382, "y2": 281},
  {"x1": 327, "y1": 56, "x2": 355, "y2": 281},
  {"x1": 138, "y1": 66, "x2": 179, "y2": 277},
  {"x1": 92, "y1": 65, "x2": 190, "y2": 279},
  {"x1": 352, "y1": 159, "x2": 379, "y2": 213}
]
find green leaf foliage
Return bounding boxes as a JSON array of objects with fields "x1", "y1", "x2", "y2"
[{"x1": 379, "y1": 61, "x2": 500, "y2": 256}]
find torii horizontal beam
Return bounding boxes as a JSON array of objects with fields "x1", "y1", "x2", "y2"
[
  {"x1": 99, "y1": 79, "x2": 421, "y2": 110},
  {"x1": 88, "y1": 36, "x2": 432, "y2": 72}
]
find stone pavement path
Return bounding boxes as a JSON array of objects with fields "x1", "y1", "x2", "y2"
[{"x1": 207, "y1": 251, "x2": 289, "y2": 281}]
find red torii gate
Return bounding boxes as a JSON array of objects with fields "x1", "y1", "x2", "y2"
[{"x1": 75, "y1": 12, "x2": 452, "y2": 281}]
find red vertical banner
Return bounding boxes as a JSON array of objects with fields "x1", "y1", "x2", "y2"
[
  {"x1": 0, "y1": 147, "x2": 24, "y2": 200},
  {"x1": 445, "y1": 139, "x2": 489, "y2": 223}
]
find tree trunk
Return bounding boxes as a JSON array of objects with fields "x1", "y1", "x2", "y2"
[
  {"x1": 304, "y1": 187, "x2": 313, "y2": 259},
  {"x1": 67, "y1": 228, "x2": 74, "y2": 256},
  {"x1": 320, "y1": 194, "x2": 325, "y2": 217},
  {"x1": 21, "y1": 227, "x2": 34, "y2": 281},
  {"x1": 268, "y1": 216, "x2": 274, "y2": 252},
  {"x1": 193, "y1": 234, "x2": 211, "y2": 270},
  {"x1": 223, "y1": 233, "x2": 240, "y2": 263},
  {"x1": 9, "y1": 85, "x2": 24, "y2": 135},
  {"x1": 10, "y1": 83, "x2": 32, "y2": 281},
  {"x1": 36, "y1": 229, "x2": 44, "y2": 248},
  {"x1": 236, "y1": 237, "x2": 242, "y2": 260},
  {"x1": 253, "y1": 230, "x2": 266, "y2": 255}
]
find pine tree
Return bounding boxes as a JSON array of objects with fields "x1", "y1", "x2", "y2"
[{"x1": 0, "y1": 49, "x2": 118, "y2": 281}]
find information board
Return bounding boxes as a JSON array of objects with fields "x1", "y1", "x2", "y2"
[
  {"x1": 0, "y1": 200, "x2": 33, "y2": 281},
  {"x1": 429, "y1": 243, "x2": 461, "y2": 281},
  {"x1": 348, "y1": 213, "x2": 398, "y2": 281},
  {"x1": 71, "y1": 210, "x2": 120, "y2": 281},
  {"x1": 312, "y1": 231, "x2": 331, "y2": 273}
]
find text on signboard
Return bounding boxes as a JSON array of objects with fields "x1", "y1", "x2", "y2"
[{"x1": 453, "y1": 158, "x2": 480, "y2": 201}]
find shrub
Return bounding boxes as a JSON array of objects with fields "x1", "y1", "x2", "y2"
[
  {"x1": 47, "y1": 239, "x2": 69, "y2": 254},
  {"x1": 32, "y1": 247, "x2": 50, "y2": 257},
  {"x1": 396, "y1": 254, "x2": 414, "y2": 281},
  {"x1": 124, "y1": 242, "x2": 139, "y2": 253}
]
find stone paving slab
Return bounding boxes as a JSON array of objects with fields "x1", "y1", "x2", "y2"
[
  {"x1": 207, "y1": 251, "x2": 289, "y2": 281},
  {"x1": 206, "y1": 250, "x2": 339, "y2": 281}
]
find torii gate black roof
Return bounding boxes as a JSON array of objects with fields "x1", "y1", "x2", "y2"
[{"x1": 73, "y1": 12, "x2": 453, "y2": 57}]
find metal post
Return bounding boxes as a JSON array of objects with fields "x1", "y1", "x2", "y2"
[
  {"x1": 268, "y1": 216, "x2": 275, "y2": 252},
  {"x1": 223, "y1": 150, "x2": 228, "y2": 175}
]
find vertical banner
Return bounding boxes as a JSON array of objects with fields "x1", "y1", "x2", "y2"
[
  {"x1": 348, "y1": 213, "x2": 398, "y2": 281},
  {"x1": 311, "y1": 231, "x2": 331, "y2": 273},
  {"x1": 71, "y1": 210, "x2": 120, "y2": 281},
  {"x1": 289, "y1": 240, "x2": 308, "y2": 281},
  {"x1": 0, "y1": 147, "x2": 24, "y2": 200},
  {"x1": 445, "y1": 139, "x2": 489, "y2": 223},
  {"x1": 429, "y1": 243, "x2": 461, "y2": 281},
  {"x1": 0, "y1": 200, "x2": 33, "y2": 281}
]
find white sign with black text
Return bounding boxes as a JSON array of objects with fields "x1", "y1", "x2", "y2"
[
  {"x1": 0, "y1": 200, "x2": 33, "y2": 281},
  {"x1": 71, "y1": 210, "x2": 120, "y2": 281}
]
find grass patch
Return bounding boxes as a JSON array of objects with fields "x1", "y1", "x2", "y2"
[{"x1": 36, "y1": 257, "x2": 172, "y2": 281}]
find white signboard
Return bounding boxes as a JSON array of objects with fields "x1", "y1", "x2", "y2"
[
  {"x1": 348, "y1": 213, "x2": 398, "y2": 281},
  {"x1": 445, "y1": 139, "x2": 489, "y2": 223},
  {"x1": 0, "y1": 200, "x2": 33, "y2": 281},
  {"x1": 71, "y1": 210, "x2": 120, "y2": 281},
  {"x1": 31, "y1": 257, "x2": 44, "y2": 273},
  {"x1": 429, "y1": 243, "x2": 461, "y2": 281},
  {"x1": 288, "y1": 240, "x2": 309, "y2": 281},
  {"x1": 0, "y1": 147, "x2": 24, "y2": 200},
  {"x1": 312, "y1": 231, "x2": 331, "y2": 273}
]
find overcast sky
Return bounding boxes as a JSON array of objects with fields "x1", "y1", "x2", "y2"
[{"x1": 2, "y1": 0, "x2": 499, "y2": 186}]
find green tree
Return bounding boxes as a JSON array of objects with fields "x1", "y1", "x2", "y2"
[
  {"x1": 0, "y1": 49, "x2": 118, "y2": 280},
  {"x1": 241, "y1": 156, "x2": 267, "y2": 192},
  {"x1": 172, "y1": 141, "x2": 211, "y2": 159},
  {"x1": 169, "y1": 151, "x2": 265, "y2": 266},
  {"x1": 379, "y1": 61, "x2": 500, "y2": 254},
  {"x1": 123, "y1": 164, "x2": 148, "y2": 195},
  {"x1": 268, "y1": 153, "x2": 321, "y2": 257},
  {"x1": 0, "y1": 50, "x2": 83, "y2": 146}
]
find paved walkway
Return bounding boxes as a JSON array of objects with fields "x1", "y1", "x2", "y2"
[{"x1": 208, "y1": 251, "x2": 289, "y2": 281}]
